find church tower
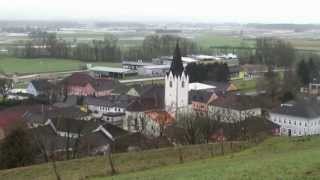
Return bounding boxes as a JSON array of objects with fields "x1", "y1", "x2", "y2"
[{"x1": 165, "y1": 43, "x2": 189, "y2": 115}]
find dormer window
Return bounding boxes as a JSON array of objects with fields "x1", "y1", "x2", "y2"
[
  {"x1": 170, "y1": 81, "x2": 172, "y2": 87},
  {"x1": 182, "y1": 81, "x2": 185, "y2": 88}
]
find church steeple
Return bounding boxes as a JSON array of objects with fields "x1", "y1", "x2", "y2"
[{"x1": 169, "y1": 42, "x2": 184, "y2": 77}]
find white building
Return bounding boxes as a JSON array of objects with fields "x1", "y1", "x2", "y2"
[
  {"x1": 208, "y1": 95, "x2": 262, "y2": 122},
  {"x1": 123, "y1": 85, "x2": 165, "y2": 133},
  {"x1": 137, "y1": 64, "x2": 170, "y2": 76},
  {"x1": 144, "y1": 111, "x2": 174, "y2": 137},
  {"x1": 84, "y1": 96, "x2": 133, "y2": 126},
  {"x1": 269, "y1": 99, "x2": 320, "y2": 136},
  {"x1": 165, "y1": 44, "x2": 189, "y2": 115}
]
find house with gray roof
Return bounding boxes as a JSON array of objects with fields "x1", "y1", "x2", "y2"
[
  {"x1": 84, "y1": 95, "x2": 136, "y2": 126},
  {"x1": 269, "y1": 98, "x2": 320, "y2": 136},
  {"x1": 27, "y1": 79, "x2": 55, "y2": 97},
  {"x1": 208, "y1": 94, "x2": 262, "y2": 122}
]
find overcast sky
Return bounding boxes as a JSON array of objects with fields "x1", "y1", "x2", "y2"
[{"x1": 1, "y1": 0, "x2": 319, "y2": 23}]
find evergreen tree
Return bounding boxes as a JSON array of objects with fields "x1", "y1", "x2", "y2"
[
  {"x1": 308, "y1": 58, "x2": 318, "y2": 81},
  {"x1": 186, "y1": 63, "x2": 230, "y2": 83},
  {"x1": 297, "y1": 60, "x2": 310, "y2": 85}
]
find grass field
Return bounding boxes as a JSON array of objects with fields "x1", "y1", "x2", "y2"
[
  {"x1": 232, "y1": 79, "x2": 257, "y2": 92},
  {"x1": 0, "y1": 142, "x2": 248, "y2": 180},
  {"x1": 288, "y1": 38, "x2": 320, "y2": 52},
  {"x1": 95, "y1": 137, "x2": 320, "y2": 180},
  {"x1": 0, "y1": 56, "x2": 121, "y2": 75},
  {"x1": 2, "y1": 137, "x2": 320, "y2": 180},
  {"x1": 194, "y1": 33, "x2": 256, "y2": 48}
]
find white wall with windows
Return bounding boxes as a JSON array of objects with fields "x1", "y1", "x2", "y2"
[
  {"x1": 269, "y1": 113, "x2": 320, "y2": 136},
  {"x1": 165, "y1": 71, "x2": 189, "y2": 113},
  {"x1": 124, "y1": 111, "x2": 146, "y2": 133},
  {"x1": 208, "y1": 105, "x2": 261, "y2": 122},
  {"x1": 88, "y1": 105, "x2": 125, "y2": 117}
]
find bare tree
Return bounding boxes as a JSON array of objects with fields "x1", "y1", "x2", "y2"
[
  {"x1": 176, "y1": 113, "x2": 202, "y2": 145},
  {"x1": 30, "y1": 127, "x2": 61, "y2": 180},
  {"x1": 0, "y1": 78, "x2": 13, "y2": 101},
  {"x1": 106, "y1": 146, "x2": 116, "y2": 176},
  {"x1": 198, "y1": 113, "x2": 221, "y2": 143}
]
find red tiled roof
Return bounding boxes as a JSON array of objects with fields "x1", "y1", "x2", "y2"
[
  {"x1": 145, "y1": 111, "x2": 175, "y2": 126},
  {"x1": 0, "y1": 105, "x2": 41, "y2": 128},
  {"x1": 62, "y1": 73, "x2": 96, "y2": 87},
  {"x1": 61, "y1": 72, "x2": 120, "y2": 91}
]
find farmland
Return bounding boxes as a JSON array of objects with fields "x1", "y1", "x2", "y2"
[
  {"x1": 232, "y1": 79, "x2": 257, "y2": 92},
  {"x1": 0, "y1": 56, "x2": 121, "y2": 75},
  {"x1": 193, "y1": 32, "x2": 256, "y2": 48}
]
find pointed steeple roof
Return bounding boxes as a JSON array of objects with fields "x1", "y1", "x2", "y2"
[{"x1": 169, "y1": 42, "x2": 184, "y2": 77}]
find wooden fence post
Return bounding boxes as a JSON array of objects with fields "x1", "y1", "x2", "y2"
[
  {"x1": 210, "y1": 143, "x2": 214, "y2": 157},
  {"x1": 220, "y1": 141, "x2": 224, "y2": 155},
  {"x1": 178, "y1": 147, "x2": 184, "y2": 164}
]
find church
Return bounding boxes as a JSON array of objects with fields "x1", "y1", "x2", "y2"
[
  {"x1": 165, "y1": 43, "x2": 190, "y2": 117},
  {"x1": 124, "y1": 43, "x2": 190, "y2": 136}
]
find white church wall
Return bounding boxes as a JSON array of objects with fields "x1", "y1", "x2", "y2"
[{"x1": 165, "y1": 71, "x2": 189, "y2": 114}]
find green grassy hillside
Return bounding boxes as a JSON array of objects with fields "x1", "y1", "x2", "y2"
[
  {"x1": 95, "y1": 137, "x2": 320, "y2": 180},
  {"x1": 0, "y1": 142, "x2": 247, "y2": 180},
  {"x1": 2, "y1": 137, "x2": 319, "y2": 180}
]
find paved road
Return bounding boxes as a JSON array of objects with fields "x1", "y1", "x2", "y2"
[
  {"x1": 15, "y1": 70, "x2": 88, "y2": 80},
  {"x1": 119, "y1": 77, "x2": 164, "y2": 83}
]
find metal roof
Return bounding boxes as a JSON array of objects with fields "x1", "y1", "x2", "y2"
[
  {"x1": 90, "y1": 66, "x2": 132, "y2": 74},
  {"x1": 189, "y1": 82, "x2": 216, "y2": 91},
  {"x1": 143, "y1": 65, "x2": 170, "y2": 69}
]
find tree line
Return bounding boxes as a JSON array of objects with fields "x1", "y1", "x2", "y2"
[
  {"x1": 238, "y1": 37, "x2": 296, "y2": 67},
  {"x1": 11, "y1": 30, "x2": 299, "y2": 68},
  {"x1": 12, "y1": 31, "x2": 197, "y2": 62},
  {"x1": 297, "y1": 57, "x2": 320, "y2": 85}
]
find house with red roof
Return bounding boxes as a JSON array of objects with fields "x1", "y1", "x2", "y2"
[
  {"x1": 123, "y1": 85, "x2": 165, "y2": 133},
  {"x1": 189, "y1": 90, "x2": 218, "y2": 116},
  {"x1": 144, "y1": 110, "x2": 175, "y2": 137},
  {"x1": 0, "y1": 105, "x2": 41, "y2": 140},
  {"x1": 60, "y1": 73, "x2": 122, "y2": 97}
]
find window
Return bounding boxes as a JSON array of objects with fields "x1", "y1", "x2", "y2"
[
  {"x1": 294, "y1": 121, "x2": 296, "y2": 125},
  {"x1": 305, "y1": 122, "x2": 307, "y2": 127},
  {"x1": 289, "y1": 120, "x2": 291, "y2": 125},
  {"x1": 170, "y1": 81, "x2": 172, "y2": 87},
  {"x1": 134, "y1": 118, "x2": 138, "y2": 130},
  {"x1": 182, "y1": 81, "x2": 185, "y2": 88}
]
